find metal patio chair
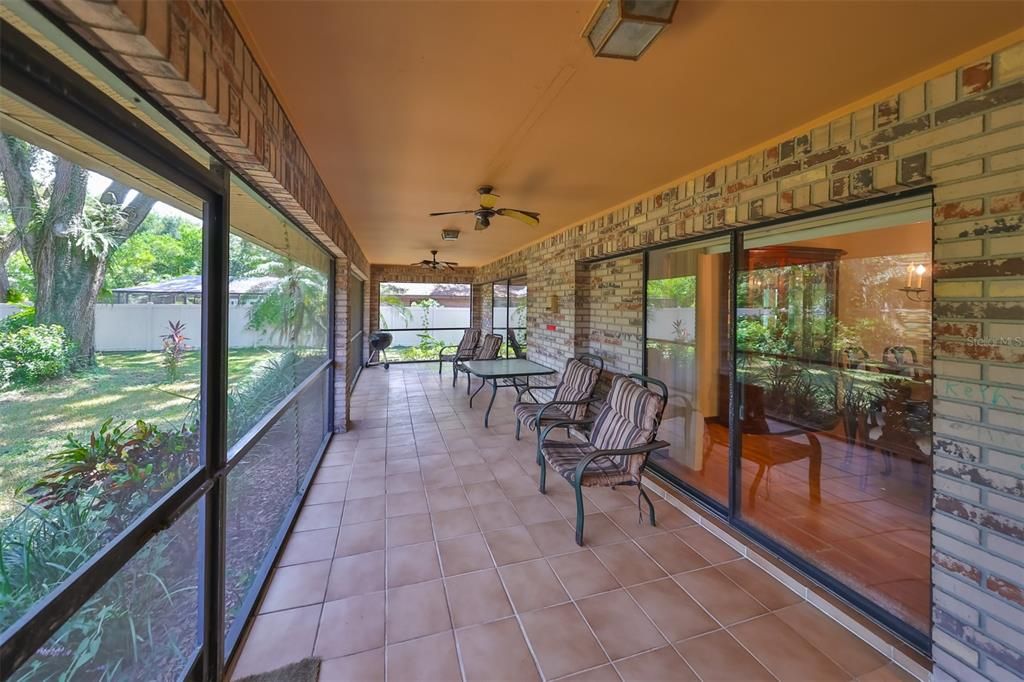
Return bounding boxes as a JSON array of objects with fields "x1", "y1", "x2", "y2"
[
  {"x1": 513, "y1": 354, "x2": 604, "y2": 459},
  {"x1": 537, "y1": 373, "x2": 669, "y2": 545},
  {"x1": 439, "y1": 328, "x2": 481, "y2": 382},
  {"x1": 507, "y1": 328, "x2": 526, "y2": 359},
  {"x1": 454, "y1": 332, "x2": 502, "y2": 390}
]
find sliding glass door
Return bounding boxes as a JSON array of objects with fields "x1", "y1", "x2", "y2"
[
  {"x1": 644, "y1": 196, "x2": 934, "y2": 644},
  {"x1": 645, "y1": 237, "x2": 731, "y2": 506},
  {"x1": 493, "y1": 275, "x2": 527, "y2": 358}
]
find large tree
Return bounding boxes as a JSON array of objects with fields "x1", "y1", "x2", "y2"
[{"x1": 0, "y1": 135, "x2": 154, "y2": 363}]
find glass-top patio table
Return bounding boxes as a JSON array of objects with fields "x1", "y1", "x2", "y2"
[{"x1": 460, "y1": 358, "x2": 557, "y2": 427}]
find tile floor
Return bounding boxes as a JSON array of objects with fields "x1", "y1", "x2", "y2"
[{"x1": 230, "y1": 364, "x2": 916, "y2": 681}]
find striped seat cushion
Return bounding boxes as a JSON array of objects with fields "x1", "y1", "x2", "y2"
[
  {"x1": 585, "y1": 375, "x2": 665, "y2": 478},
  {"x1": 553, "y1": 358, "x2": 601, "y2": 420},
  {"x1": 475, "y1": 333, "x2": 502, "y2": 360},
  {"x1": 458, "y1": 329, "x2": 481, "y2": 354},
  {"x1": 542, "y1": 440, "x2": 635, "y2": 487},
  {"x1": 513, "y1": 403, "x2": 571, "y2": 431}
]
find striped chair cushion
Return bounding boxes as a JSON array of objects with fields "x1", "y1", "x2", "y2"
[
  {"x1": 553, "y1": 358, "x2": 601, "y2": 420},
  {"x1": 542, "y1": 440, "x2": 634, "y2": 487},
  {"x1": 513, "y1": 403, "x2": 571, "y2": 431},
  {"x1": 590, "y1": 375, "x2": 665, "y2": 452},
  {"x1": 458, "y1": 329, "x2": 481, "y2": 354},
  {"x1": 475, "y1": 333, "x2": 502, "y2": 360}
]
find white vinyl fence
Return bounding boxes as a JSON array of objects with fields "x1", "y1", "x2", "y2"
[{"x1": 1, "y1": 303, "x2": 299, "y2": 351}]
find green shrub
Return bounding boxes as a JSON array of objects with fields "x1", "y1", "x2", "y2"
[
  {"x1": 0, "y1": 323, "x2": 74, "y2": 390},
  {"x1": 0, "y1": 306, "x2": 35, "y2": 332}
]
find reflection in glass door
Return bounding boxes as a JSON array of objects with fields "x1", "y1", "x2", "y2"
[
  {"x1": 645, "y1": 237, "x2": 731, "y2": 506},
  {"x1": 735, "y1": 204, "x2": 933, "y2": 635}
]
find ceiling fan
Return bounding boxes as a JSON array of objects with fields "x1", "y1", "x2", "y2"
[
  {"x1": 412, "y1": 249, "x2": 458, "y2": 271},
  {"x1": 429, "y1": 185, "x2": 540, "y2": 230}
]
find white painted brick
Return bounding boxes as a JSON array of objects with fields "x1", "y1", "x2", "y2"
[
  {"x1": 894, "y1": 117, "x2": 983, "y2": 157},
  {"x1": 933, "y1": 168, "x2": 1024, "y2": 202},
  {"x1": 931, "y1": 126, "x2": 1024, "y2": 166}
]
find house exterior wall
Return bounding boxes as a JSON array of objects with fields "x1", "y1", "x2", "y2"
[
  {"x1": 474, "y1": 39, "x2": 1024, "y2": 680},
  {"x1": 39, "y1": 0, "x2": 369, "y2": 277}
]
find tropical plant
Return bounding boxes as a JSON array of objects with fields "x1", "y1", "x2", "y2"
[
  {"x1": 245, "y1": 256, "x2": 327, "y2": 348},
  {"x1": 0, "y1": 323, "x2": 74, "y2": 390},
  {"x1": 160, "y1": 320, "x2": 188, "y2": 381}
]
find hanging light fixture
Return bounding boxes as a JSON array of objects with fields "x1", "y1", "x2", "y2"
[{"x1": 583, "y1": 0, "x2": 679, "y2": 60}]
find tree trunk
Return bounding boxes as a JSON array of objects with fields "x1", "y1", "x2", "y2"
[
  {"x1": 34, "y1": 241, "x2": 108, "y2": 364},
  {"x1": 0, "y1": 232, "x2": 19, "y2": 302}
]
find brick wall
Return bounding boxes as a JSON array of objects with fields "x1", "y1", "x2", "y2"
[
  {"x1": 475, "y1": 40, "x2": 1024, "y2": 679},
  {"x1": 42, "y1": 0, "x2": 369, "y2": 277}
]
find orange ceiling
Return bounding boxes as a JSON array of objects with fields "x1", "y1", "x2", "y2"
[{"x1": 227, "y1": 1, "x2": 1023, "y2": 267}]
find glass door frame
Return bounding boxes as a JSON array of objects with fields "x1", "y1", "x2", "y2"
[
  {"x1": 0, "y1": 19, "x2": 337, "y2": 680},
  {"x1": 640, "y1": 188, "x2": 935, "y2": 655},
  {"x1": 491, "y1": 274, "x2": 528, "y2": 358}
]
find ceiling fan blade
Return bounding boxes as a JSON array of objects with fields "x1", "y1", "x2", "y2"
[
  {"x1": 479, "y1": 192, "x2": 499, "y2": 209},
  {"x1": 474, "y1": 218, "x2": 488, "y2": 231},
  {"x1": 496, "y1": 208, "x2": 540, "y2": 226},
  {"x1": 441, "y1": 261, "x2": 458, "y2": 267},
  {"x1": 429, "y1": 210, "x2": 474, "y2": 216}
]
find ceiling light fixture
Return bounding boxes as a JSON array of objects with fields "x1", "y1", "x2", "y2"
[{"x1": 583, "y1": 0, "x2": 678, "y2": 60}]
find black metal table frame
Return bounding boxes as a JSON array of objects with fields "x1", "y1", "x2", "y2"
[{"x1": 460, "y1": 359, "x2": 557, "y2": 427}]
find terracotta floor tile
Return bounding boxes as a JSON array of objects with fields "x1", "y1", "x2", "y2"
[
  {"x1": 386, "y1": 630, "x2": 461, "y2": 682},
  {"x1": 431, "y1": 506, "x2": 480, "y2": 539},
  {"x1": 314, "y1": 592, "x2": 385, "y2": 659},
  {"x1": 729, "y1": 613, "x2": 850, "y2": 681},
  {"x1": 387, "y1": 541, "x2": 441, "y2": 587},
  {"x1": 426, "y1": 485, "x2": 472, "y2": 512},
  {"x1": 674, "y1": 526, "x2": 741, "y2": 564},
  {"x1": 606, "y1": 506, "x2": 663, "y2": 539},
  {"x1": 386, "y1": 490, "x2": 429, "y2": 517},
  {"x1": 259, "y1": 560, "x2": 330, "y2": 613},
  {"x1": 386, "y1": 513, "x2": 435, "y2": 547},
  {"x1": 484, "y1": 525, "x2": 543, "y2": 565},
  {"x1": 473, "y1": 501, "x2": 522, "y2": 530},
  {"x1": 336, "y1": 519, "x2": 387, "y2": 557},
  {"x1": 464, "y1": 480, "x2": 507, "y2": 505},
  {"x1": 385, "y1": 472, "x2": 424, "y2": 493},
  {"x1": 315, "y1": 465, "x2": 351, "y2": 484},
  {"x1": 456, "y1": 463, "x2": 496, "y2": 484},
  {"x1": 627, "y1": 578, "x2": 718, "y2": 642},
  {"x1": 349, "y1": 460, "x2": 385, "y2": 479},
  {"x1": 635, "y1": 533, "x2": 709, "y2": 575},
  {"x1": 548, "y1": 550, "x2": 620, "y2": 599},
  {"x1": 857, "y1": 661, "x2": 920, "y2": 681},
  {"x1": 326, "y1": 550, "x2": 386, "y2": 601},
  {"x1": 512, "y1": 494, "x2": 564, "y2": 524},
  {"x1": 445, "y1": 568, "x2": 514, "y2": 628},
  {"x1": 584, "y1": 487, "x2": 634, "y2": 512},
  {"x1": 499, "y1": 558, "x2": 570, "y2": 612},
  {"x1": 717, "y1": 559, "x2": 803, "y2": 610},
  {"x1": 422, "y1": 467, "x2": 461, "y2": 489},
  {"x1": 577, "y1": 589, "x2": 667, "y2": 661},
  {"x1": 558, "y1": 664, "x2": 622, "y2": 681},
  {"x1": 457, "y1": 617, "x2": 541, "y2": 682},
  {"x1": 573, "y1": 513, "x2": 630, "y2": 547},
  {"x1": 527, "y1": 519, "x2": 582, "y2": 556},
  {"x1": 231, "y1": 604, "x2": 321, "y2": 678},
  {"x1": 592, "y1": 542, "x2": 668, "y2": 586},
  {"x1": 318, "y1": 647, "x2": 383, "y2": 682},
  {"x1": 499, "y1": 473, "x2": 542, "y2": 498},
  {"x1": 648, "y1": 501, "x2": 695, "y2": 530},
  {"x1": 674, "y1": 567, "x2": 768, "y2": 625},
  {"x1": 775, "y1": 602, "x2": 890, "y2": 676},
  {"x1": 614, "y1": 645, "x2": 699, "y2": 682},
  {"x1": 306, "y1": 482, "x2": 348, "y2": 505},
  {"x1": 293, "y1": 501, "x2": 344, "y2": 532},
  {"x1": 386, "y1": 580, "x2": 452, "y2": 643},
  {"x1": 278, "y1": 527, "x2": 338, "y2": 566},
  {"x1": 341, "y1": 497, "x2": 386, "y2": 525},
  {"x1": 674, "y1": 629, "x2": 775, "y2": 682},
  {"x1": 438, "y1": 532, "x2": 495, "y2": 576},
  {"x1": 346, "y1": 476, "x2": 385, "y2": 500},
  {"x1": 521, "y1": 603, "x2": 609, "y2": 680}
]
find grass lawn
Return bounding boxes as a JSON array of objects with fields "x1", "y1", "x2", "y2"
[{"x1": 0, "y1": 348, "x2": 277, "y2": 522}]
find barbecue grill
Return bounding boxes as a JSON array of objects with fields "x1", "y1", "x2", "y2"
[{"x1": 366, "y1": 331, "x2": 392, "y2": 369}]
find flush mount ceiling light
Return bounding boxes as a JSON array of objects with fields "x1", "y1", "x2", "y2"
[
  {"x1": 441, "y1": 228, "x2": 460, "y2": 241},
  {"x1": 583, "y1": 0, "x2": 679, "y2": 60}
]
